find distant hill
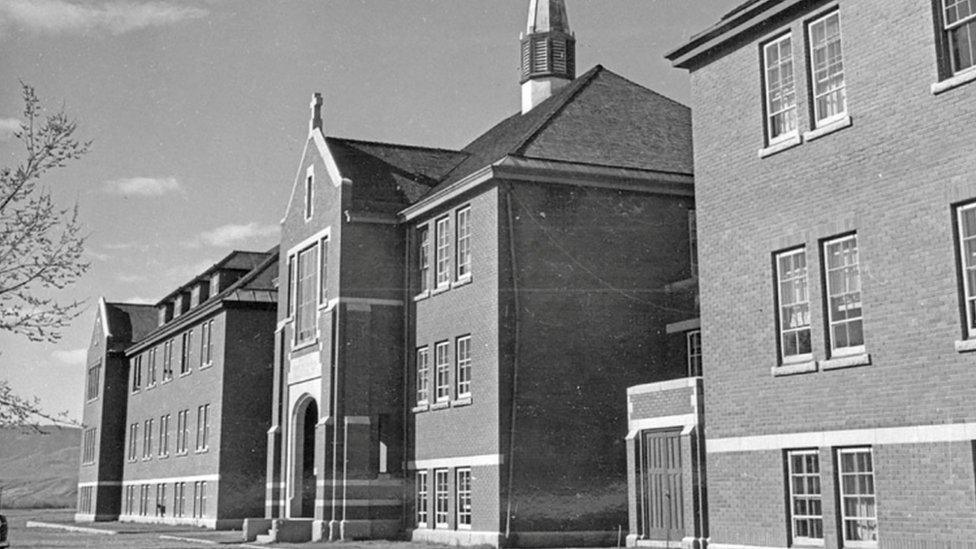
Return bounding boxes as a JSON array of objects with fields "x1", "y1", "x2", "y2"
[{"x1": 0, "y1": 426, "x2": 80, "y2": 509}]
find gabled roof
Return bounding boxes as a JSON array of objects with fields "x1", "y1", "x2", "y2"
[
  {"x1": 102, "y1": 301, "x2": 157, "y2": 343},
  {"x1": 128, "y1": 247, "x2": 279, "y2": 353},
  {"x1": 325, "y1": 138, "x2": 467, "y2": 210},
  {"x1": 430, "y1": 65, "x2": 692, "y2": 195}
]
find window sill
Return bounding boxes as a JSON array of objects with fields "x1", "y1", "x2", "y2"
[
  {"x1": 179, "y1": 371, "x2": 191, "y2": 378},
  {"x1": 955, "y1": 339, "x2": 976, "y2": 353},
  {"x1": 200, "y1": 362, "x2": 212, "y2": 370},
  {"x1": 791, "y1": 538, "x2": 826, "y2": 547},
  {"x1": 431, "y1": 285, "x2": 450, "y2": 296},
  {"x1": 803, "y1": 115, "x2": 852, "y2": 142},
  {"x1": 758, "y1": 134, "x2": 801, "y2": 159},
  {"x1": 452, "y1": 276, "x2": 472, "y2": 289},
  {"x1": 451, "y1": 397, "x2": 472, "y2": 407},
  {"x1": 932, "y1": 68, "x2": 976, "y2": 95},
  {"x1": 819, "y1": 352, "x2": 871, "y2": 371},
  {"x1": 414, "y1": 290, "x2": 430, "y2": 302},
  {"x1": 771, "y1": 360, "x2": 818, "y2": 377},
  {"x1": 430, "y1": 401, "x2": 449, "y2": 411},
  {"x1": 412, "y1": 404, "x2": 429, "y2": 413},
  {"x1": 291, "y1": 338, "x2": 319, "y2": 354}
]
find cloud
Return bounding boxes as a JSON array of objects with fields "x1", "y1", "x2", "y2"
[
  {"x1": 187, "y1": 222, "x2": 280, "y2": 248},
  {"x1": 87, "y1": 250, "x2": 111, "y2": 261},
  {"x1": 52, "y1": 348, "x2": 87, "y2": 366},
  {"x1": 0, "y1": 117, "x2": 19, "y2": 140},
  {"x1": 103, "y1": 176, "x2": 182, "y2": 196},
  {"x1": 0, "y1": 0, "x2": 208, "y2": 35}
]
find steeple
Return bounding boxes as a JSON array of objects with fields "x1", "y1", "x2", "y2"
[{"x1": 520, "y1": 0, "x2": 576, "y2": 114}]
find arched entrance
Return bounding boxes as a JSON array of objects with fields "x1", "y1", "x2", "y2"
[{"x1": 291, "y1": 396, "x2": 318, "y2": 518}]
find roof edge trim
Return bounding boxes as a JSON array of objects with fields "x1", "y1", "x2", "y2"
[{"x1": 98, "y1": 297, "x2": 111, "y2": 338}]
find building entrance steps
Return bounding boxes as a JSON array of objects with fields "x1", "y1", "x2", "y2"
[{"x1": 243, "y1": 517, "x2": 314, "y2": 543}]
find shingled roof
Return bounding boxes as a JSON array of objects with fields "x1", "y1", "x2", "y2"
[
  {"x1": 103, "y1": 302, "x2": 156, "y2": 346},
  {"x1": 431, "y1": 65, "x2": 693, "y2": 194}
]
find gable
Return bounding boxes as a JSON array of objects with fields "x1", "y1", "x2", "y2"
[{"x1": 280, "y1": 133, "x2": 347, "y2": 226}]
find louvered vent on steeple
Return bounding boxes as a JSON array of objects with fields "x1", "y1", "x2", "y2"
[{"x1": 520, "y1": 0, "x2": 576, "y2": 113}]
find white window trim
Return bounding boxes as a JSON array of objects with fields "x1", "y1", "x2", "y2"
[
  {"x1": 686, "y1": 330, "x2": 702, "y2": 377},
  {"x1": 957, "y1": 202, "x2": 976, "y2": 339},
  {"x1": 823, "y1": 234, "x2": 865, "y2": 357},
  {"x1": 416, "y1": 347, "x2": 430, "y2": 406},
  {"x1": 942, "y1": 0, "x2": 976, "y2": 75},
  {"x1": 434, "y1": 469, "x2": 449, "y2": 528},
  {"x1": 456, "y1": 335, "x2": 472, "y2": 399},
  {"x1": 762, "y1": 33, "x2": 799, "y2": 146},
  {"x1": 435, "y1": 216, "x2": 451, "y2": 289},
  {"x1": 434, "y1": 341, "x2": 450, "y2": 403},
  {"x1": 836, "y1": 447, "x2": 878, "y2": 548},
  {"x1": 775, "y1": 248, "x2": 813, "y2": 365},
  {"x1": 455, "y1": 206, "x2": 472, "y2": 281},
  {"x1": 786, "y1": 450, "x2": 825, "y2": 546},
  {"x1": 456, "y1": 467, "x2": 472, "y2": 530},
  {"x1": 304, "y1": 164, "x2": 314, "y2": 221},
  {"x1": 293, "y1": 244, "x2": 320, "y2": 347},
  {"x1": 416, "y1": 471, "x2": 429, "y2": 528},
  {"x1": 807, "y1": 10, "x2": 848, "y2": 128}
]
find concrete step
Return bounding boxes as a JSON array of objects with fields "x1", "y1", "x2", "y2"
[{"x1": 254, "y1": 533, "x2": 275, "y2": 544}]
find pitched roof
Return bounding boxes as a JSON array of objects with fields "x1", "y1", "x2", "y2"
[
  {"x1": 430, "y1": 65, "x2": 692, "y2": 195},
  {"x1": 156, "y1": 250, "x2": 270, "y2": 305},
  {"x1": 325, "y1": 137, "x2": 468, "y2": 210},
  {"x1": 103, "y1": 302, "x2": 156, "y2": 345}
]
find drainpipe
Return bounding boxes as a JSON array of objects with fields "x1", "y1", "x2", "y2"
[
  {"x1": 503, "y1": 184, "x2": 522, "y2": 540},
  {"x1": 401, "y1": 229, "x2": 412, "y2": 529},
  {"x1": 330, "y1": 306, "x2": 341, "y2": 534}
]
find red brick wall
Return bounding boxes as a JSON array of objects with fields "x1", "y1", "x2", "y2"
[{"x1": 685, "y1": 0, "x2": 976, "y2": 544}]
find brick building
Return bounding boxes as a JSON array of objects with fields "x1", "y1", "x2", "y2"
[
  {"x1": 77, "y1": 249, "x2": 278, "y2": 528},
  {"x1": 639, "y1": 0, "x2": 976, "y2": 547},
  {"x1": 255, "y1": 0, "x2": 698, "y2": 545}
]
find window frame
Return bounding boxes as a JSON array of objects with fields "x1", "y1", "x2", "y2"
[
  {"x1": 434, "y1": 341, "x2": 450, "y2": 402},
  {"x1": 128, "y1": 423, "x2": 138, "y2": 462},
  {"x1": 180, "y1": 330, "x2": 192, "y2": 375},
  {"x1": 456, "y1": 468, "x2": 472, "y2": 530},
  {"x1": 435, "y1": 216, "x2": 451, "y2": 289},
  {"x1": 304, "y1": 167, "x2": 314, "y2": 221},
  {"x1": 82, "y1": 427, "x2": 97, "y2": 464},
  {"x1": 196, "y1": 404, "x2": 210, "y2": 452},
  {"x1": 416, "y1": 347, "x2": 430, "y2": 405},
  {"x1": 806, "y1": 9, "x2": 848, "y2": 127},
  {"x1": 822, "y1": 234, "x2": 865, "y2": 357},
  {"x1": 434, "y1": 468, "x2": 449, "y2": 528},
  {"x1": 836, "y1": 447, "x2": 878, "y2": 548},
  {"x1": 787, "y1": 449, "x2": 824, "y2": 545},
  {"x1": 142, "y1": 418, "x2": 153, "y2": 460},
  {"x1": 761, "y1": 32, "x2": 799, "y2": 145},
  {"x1": 456, "y1": 335, "x2": 472, "y2": 399},
  {"x1": 417, "y1": 225, "x2": 431, "y2": 295},
  {"x1": 86, "y1": 360, "x2": 101, "y2": 401},
  {"x1": 416, "y1": 470, "x2": 429, "y2": 528},
  {"x1": 294, "y1": 244, "x2": 319, "y2": 345},
  {"x1": 955, "y1": 202, "x2": 976, "y2": 338},
  {"x1": 688, "y1": 209, "x2": 698, "y2": 278},
  {"x1": 132, "y1": 356, "x2": 142, "y2": 393},
  {"x1": 686, "y1": 330, "x2": 702, "y2": 377},
  {"x1": 937, "y1": 0, "x2": 976, "y2": 77},
  {"x1": 159, "y1": 414, "x2": 170, "y2": 457},
  {"x1": 456, "y1": 206, "x2": 472, "y2": 280},
  {"x1": 775, "y1": 247, "x2": 813, "y2": 364}
]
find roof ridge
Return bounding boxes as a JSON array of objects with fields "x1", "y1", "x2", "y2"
[
  {"x1": 596, "y1": 66, "x2": 690, "y2": 111},
  {"x1": 512, "y1": 64, "x2": 605, "y2": 156},
  {"x1": 327, "y1": 135, "x2": 465, "y2": 155}
]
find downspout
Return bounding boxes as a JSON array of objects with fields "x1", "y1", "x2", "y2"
[
  {"x1": 504, "y1": 184, "x2": 522, "y2": 540},
  {"x1": 401, "y1": 228, "x2": 413, "y2": 530},
  {"x1": 330, "y1": 305, "x2": 341, "y2": 532}
]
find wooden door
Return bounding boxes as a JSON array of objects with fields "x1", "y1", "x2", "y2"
[{"x1": 641, "y1": 430, "x2": 684, "y2": 540}]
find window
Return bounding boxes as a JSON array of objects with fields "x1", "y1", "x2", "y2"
[
  {"x1": 776, "y1": 248, "x2": 812, "y2": 362},
  {"x1": 128, "y1": 423, "x2": 138, "y2": 461},
  {"x1": 456, "y1": 207, "x2": 471, "y2": 279},
  {"x1": 78, "y1": 486, "x2": 93, "y2": 514},
  {"x1": 416, "y1": 471, "x2": 429, "y2": 527},
  {"x1": 837, "y1": 448, "x2": 877, "y2": 546},
  {"x1": 456, "y1": 336, "x2": 471, "y2": 398},
  {"x1": 142, "y1": 418, "x2": 153, "y2": 459},
  {"x1": 957, "y1": 203, "x2": 976, "y2": 337},
  {"x1": 155, "y1": 484, "x2": 166, "y2": 516},
  {"x1": 762, "y1": 34, "x2": 798, "y2": 142},
  {"x1": 295, "y1": 245, "x2": 318, "y2": 344},
  {"x1": 319, "y1": 237, "x2": 329, "y2": 304},
  {"x1": 176, "y1": 409, "x2": 189, "y2": 454},
  {"x1": 86, "y1": 361, "x2": 100, "y2": 401},
  {"x1": 163, "y1": 340, "x2": 174, "y2": 381},
  {"x1": 435, "y1": 217, "x2": 450, "y2": 288},
  {"x1": 159, "y1": 414, "x2": 170, "y2": 457},
  {"x1": 418, "y1": 226, "x2": 430, "y2": 294},
  {"x1": 82, "y1": 428, "x2": 97, "y2": 464},
  {"x1": 304, "y1": 174, "x2": 314, "y2": 220},
  {"x1": 125, "y1": 486, "x2": 134, "y2": 515},
  {"x1": 940, "y1": 0, "x2": 976, "y2": 75},
  {"x1": 140, "y1": 484, "x2": 150, "y2": 516},
  {"x1": 180, "y1": 330, "x2": 192, "y2": 375},
  {"x1": 132, "y1": 356, "x2": 142, "y2": 393},
  {"x1": 200, "y1": 320, "x2": 213, "y2": 367},
  {"x1": 435, "y1": 341, "x2": 450, "y2": 402},
  {"x1": 193, "y1": 481, "x2": 207, "y2": 518},
  {"x1": 687, "y1": 330, "x2": 702, "y2": 377},
  {"x1": 808, "y1": 11, "x2": 847, "y2": 125},
  {"x1": 287, "y1": 255, "x2": 295, "y2": 317},
  {"x1": 456, "y1": 468, "x2": 472, "y2": 529},
  {"x1": 434, "y1": 469, "x2": 449, "y2": 528},
  {"x1": 148, "y1": 350, "x2": 156, "y2": 386},
  {"x1": 416, "y1": 347, "x2": 430, "y2": 405},
  {"x1": 787, "y1": 450, "x2": 823, "y2": 543},
  {"x1": 196, "y1": 404, "x2": 210, "y2": 451},
  {"x1": 689, "y1": 210, "x2": 698, "y2": 278},
  {"x1": 823, "y1": 235, "x2": 863, "y2": 354},
  {"x1": 174, "y1": 482, "x2": 186, "y2": 517}
]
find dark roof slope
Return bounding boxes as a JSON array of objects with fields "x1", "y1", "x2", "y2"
[
  {"x1": 326, "y1": 138, "x2": 467, "y2": 210},
  {"x1": 430, "y1": 65, "x2": 692, "y2": 195},
  {"x1": 157, "y1": 250, "x2": 270, "y2": 304},
  {"x1": 103, "y1": 302, "x2": 156, "y2": 345}
]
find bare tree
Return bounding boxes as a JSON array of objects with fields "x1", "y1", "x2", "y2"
[{"x1": 0, "y1": 83, "x2": 90, "y2": 428}]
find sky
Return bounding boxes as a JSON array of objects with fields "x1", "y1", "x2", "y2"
[{"x1": 0, "y1": 0, "x2": 741, "y2": 423}]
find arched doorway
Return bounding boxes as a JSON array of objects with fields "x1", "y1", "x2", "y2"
[{"x1": 291, "y1": 396, "x2": 318, "y2": 518}]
